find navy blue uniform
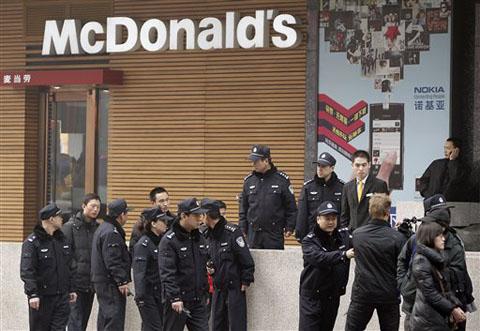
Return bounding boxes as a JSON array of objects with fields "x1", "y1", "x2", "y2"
[
  {"x1": 158, "y1": 220, "x2": 209, "y2": 331},
  {"x1": 295, "y1": 173, "x2": 344, "y2": 241},
  {"x1": 20, "y1": 225, "x2": 75, "y2": 331},
  {"x1": 133, "y1": 231, "x2": 163, "y2": 331},
  {"x1": 91, "y1": 217, "x2": 131, "y2": 331},
  {"x1": 239, "y1": 166, "x2": 297, "y2": 249},
  {"x1": 299, "y1": 226, "x2": 351, "y2": 331},
  {"x1": 207, "y1": 217, "x2": 255, "y2": 331}
]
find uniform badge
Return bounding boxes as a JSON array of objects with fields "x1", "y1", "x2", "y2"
[
  {"x1": 327, "y1": 203, "x2": 333, "y2": 208},
  {"x1": 180, "y1": 247, "x2": 187, "y2": 251},
  {"x1": 236, "y1": 237, "x2": 245, "y2": 248},
  {"x1": 288, "y1": 185, "x2": 294, "y2": 195}
]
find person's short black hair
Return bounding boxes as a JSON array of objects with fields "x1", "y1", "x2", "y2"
[
  {"x1": 351, "y1": 150, "x2": 371, "y2": 163},
  {"x1": 206, "y1": 209, "x2": 221, "y2": 220},
  {"x1": 149, "y1": 187, "x2": 168, "y2": 202},
  {"x1": 217, "y1": 200, "x2": 227, "y2": 209},
  {"x1": 83, "y1": 193, "x2": 101, "y2": 205},
  {"x1": 416, "y1": 221, "x2": 444, "y2": 248},
  {"x1": 446, "y1": 137, "x2": 461, "y2": 149}
]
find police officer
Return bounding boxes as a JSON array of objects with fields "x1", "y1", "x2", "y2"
[
  {"x1": 20, "y1": 203, "x2": 77, "y2": 331},
  {"x1": 202, "y1": 198, "x2": 255, "y2": 331},
  {"x1": 91, "y1": 198, "x2": 132, "y2": 331},
  {"x1": 295, "y1": 152, "x2": 344, "y2": 242},
  {"x1": 62, "y1": 193, "x2": 101, "y2": 331},
  {"x1": 158, "y1": 198, "x2": 210, "y2": 331},
  {"x1": 132, "y1": 206, "x2": 173, "y2": 331},
  {"x1": 239, "y1": 144, "x2": 297, "y2": 249},
  {"x1": 299, "y1": 201, "x2": 353, "y2": 331}
]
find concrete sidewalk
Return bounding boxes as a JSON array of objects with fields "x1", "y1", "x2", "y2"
[{"x1": 1, "y1": 243, "x2": 479, "y2": 330}]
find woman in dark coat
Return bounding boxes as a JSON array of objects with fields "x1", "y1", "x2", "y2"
[
  {"x1": 132, "y1": 207, "x2": 173, "y2": 331},
  {"x1": 410, "y1": 221, "x2": 466, "y2": 331}
]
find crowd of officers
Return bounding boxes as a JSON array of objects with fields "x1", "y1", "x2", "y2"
[{"x1": 20, "y1": 143, "x2": 475, "y2": 331}]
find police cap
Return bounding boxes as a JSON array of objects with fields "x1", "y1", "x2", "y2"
[
  {"x1": 248, "y1": 144, "x2": 271, "y2": 161},
  {"x1": 178, "y1": 198, "x2": 208, "y2": 214},
  {"x1": 39, "y1": 203, "x2": 62, "y2": 220},
  {"x1": 108, "y1": 198, "x2": 130, "y2": 217},
  {"x1": 143, "y1": 206, "x2": 174, "y2": 222},
  {"x1": 423, "y1": 194, "x2": 454, "y2": 214},
  {"x1": 316, "y1": 201, "x2": 339, "y2": 216},
  {"x1": 314, "y1": 152, "x2": 336, "y2": 166}
]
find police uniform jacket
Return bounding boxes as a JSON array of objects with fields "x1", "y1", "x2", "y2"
[
  {"x1": 207, "y1": 217, "x2": 255, "y2": 290},
  {"x1": 295, "y1": 172, "x2": 344, "y2": 241},
  {"x1": 20, "y1": 225, "x2": 75, "y2": 299},
  {"x1": 351, "y1": 219, "x2": 406, "y2": 304},
  {"x1": 132, "y1": 230, "x2": 162, "y2": 301},
  {"x1": 239, "y1": 165, "x2": 297, "y2": 234},
  {"x1": 62, "y1": 211, "x2": 99, "y2": 291},
  {"x1": 91, "y1": 216, "x2": 131, "y2": 286},
  {"x1": 158, "y1": 219, "x2": 209, "y2": 303},
  {"x1": 300, "y1": 225, "x2": 351, "y2": 298}
]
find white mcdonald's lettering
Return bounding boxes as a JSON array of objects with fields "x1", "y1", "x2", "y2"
[{"x1": 41, "y1": 10, "x2": 302, "y2": 55}]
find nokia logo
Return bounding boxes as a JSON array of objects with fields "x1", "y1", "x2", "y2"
[{"x1": 414, "y1": 86, "x2": 445, "y2": 94}]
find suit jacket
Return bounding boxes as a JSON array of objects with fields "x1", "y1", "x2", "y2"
[{"x1": 340, "y1": 175, "x2": 388, "y2": 231}]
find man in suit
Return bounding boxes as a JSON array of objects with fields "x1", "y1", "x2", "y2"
[{"x1": 340, "y1": 150, "x2": 389, "y2": 231}]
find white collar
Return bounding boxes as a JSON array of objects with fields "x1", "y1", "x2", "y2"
[{"x1": 357, "y1": 175, "x2": 368, "y2": 185}]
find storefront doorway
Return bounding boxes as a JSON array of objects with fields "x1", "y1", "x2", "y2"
[{"x1": 44, "y1": 87, "x2": 108, "y2": 217}]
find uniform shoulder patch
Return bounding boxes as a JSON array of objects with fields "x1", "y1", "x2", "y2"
[
  {"x1": 225, "y1": 223, "x2": 238, "y2": 233},
  {"x1": 306, "y1": 233, "x2": 314, "y2": 238},
  {"x1": 276, "y1": 171, "x2": 290, "y2": 180},
  {"x1": 166, "y1": 232, "x2": 175, "y2": 239},
  {"x1": 303, "y1": 178, "x2": 314, "y2": 186},
  {"x1": 141, "y1": 239, "x2": 149, "y2": 247},
  {"x1": 235, "y1": 236, "x2": 246, "y2": 248},
  {"x1": 338, "y1": 227, "x2": 349, "y2": 232},
  {"x1": 244, "y1": 173, "x2": 253, "y2": 181},
  {"x1": 27, "y1": 234, "x2": 37, "y2": 242}
]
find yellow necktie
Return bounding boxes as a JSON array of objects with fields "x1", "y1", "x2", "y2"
[{"x1": 357, "y1": 181, "x2": 363, "y2": 201}]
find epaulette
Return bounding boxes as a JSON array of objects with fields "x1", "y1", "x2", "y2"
[
  {"x1": 141, "y1": 238, "x2": 149, "y2": 247},
  {"x1": 166, "y1": 232, "x2": 175, "y2": 239},
  {"x1": 338, "y1": 227, "x2": 349, "y2": 232},
  {"x1": 303, "y1": 178, "x2": 314, "y2": 186},
  {"x1": 306, "y1": 233, "x2": 314, "y2": 238},
  {"x1": 244, "y1": 173, "x2": 253, "y2": 181},
  {"x1": 113, "y1": 228, "x2": 119, "y2": 234},
  {"x1": 225, "y1": 223, "x2": 238, "y2": 233},
  {"x1": 338, "y1": 178, "x2": 345, "y2": 184},
  {"x1": 276, "y1": 171, "x2": 289, "y2": 180},
  {"x1": 27, "y1": 234, "x2": 37, "y2": 242}
]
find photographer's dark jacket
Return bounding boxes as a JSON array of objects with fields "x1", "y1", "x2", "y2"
[
  {"x1": 91, "y1": 216, "x2": 131, "y2": 286},
  {"x1": 351, "y1": 219, "x2": 406, "y2": 304},
  {"x1": 158, "y1": 220, "x2": 209, "y2": 303},
  {"x1": 132, "y1": 230, "x2": 162, "y2": 301},
  {"x1": 207, "y1": 217, "x2": 255, "y2": 290},
  {"x1": 20, "y1": 225, "x2": 75, "y2": 298},
  {"x1": 62, "y1": 211, "x2": 99, "y2": 291},
  {"x1": 239, "y1": 165, "x2": 297, "y2": 235},
  {"x1": 300, "y1": 225, "x2": 351, "y2": 298},
  {"x1": 295, "y1": 173, "x2": 344, "y2": 241},
  {"x1": 418, "y1": 158, "x2": 468, "y2": 201},
  {"x1": 397, "y1": 234, "x2": 417, "y2": 314},
  {"x1": 411, "y1": 244, "x2": 460, "y2": 331}
]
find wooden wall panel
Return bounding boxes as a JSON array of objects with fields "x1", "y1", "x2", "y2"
[
  {"x1": 0, "y1": 1, "x2": 27, "y2": 241},
  {"x1": 109, "y1": 0, "x2": 307, "y2": 245}
]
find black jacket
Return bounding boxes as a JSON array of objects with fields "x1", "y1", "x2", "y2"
[
  {"x1": 340, "y1": 175, "x2": 389, "y2": 230},
  {"x1": 442, "y1": 230, "x2": 475, "y2": 308},
  {"x1": 410, "y1": 244, "x2": 460, "y2": 331},
  {"x1": 129, "y1": 210, "x2": 175, "y2": 254},
  {"x1": 397, "y1": 234, "x2": 417, "y2": 313},
  {"x1": 20, "y1": 225, "x2": 75, "y2": 298},
  {"x1": 158, "y1": 220, "x2": 209, "y2": 303},
  {"x1": 207, "y1": 217, "x2": 255, "y2": 290},
  {"x1": 295, "y1": 172, "x2": 344, "y2": 241},
  {"x1": 351, "y1": 219, "x2": 406, "y2": 304},
  {"x1": 239, "y1": 165, "x2": 297, "y2": 234},
  {"x1": 91, "y1": 217, "x2": 131, "y2": 285},
  {"x1": 418, "y1": 158, "x2": 469, "y2": 201},
  {"x1": 132, "y1": 231, "x2": 162, "y2": 302},
  {"x1": 62, "y1": 211, "x2": 99, "y2": 291},
  {"x1": 300, "y1": 225, "x2": 351, "y2": 298}
]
